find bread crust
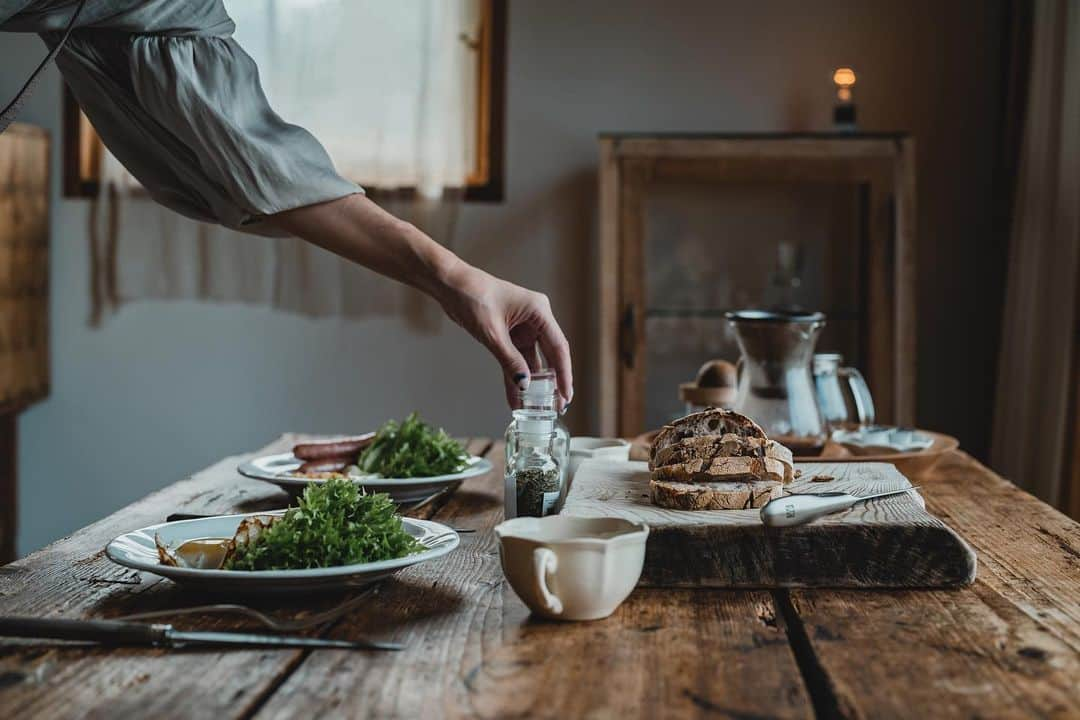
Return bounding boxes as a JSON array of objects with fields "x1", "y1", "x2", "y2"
[
  {"x1": 650, "y1": 478, "x2": 782, "y2": 510},
  {"x1": 766, "y1": 440, "x2": 795, "y2": 484}
]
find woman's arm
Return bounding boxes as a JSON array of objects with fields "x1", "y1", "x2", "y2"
[{"x1": 270, "y1": 194, "x2": 573, "y2": 410}]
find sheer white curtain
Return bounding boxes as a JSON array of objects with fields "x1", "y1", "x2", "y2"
[{"x1": 91, "y1": 0, "x2": 479, "y2": 321}]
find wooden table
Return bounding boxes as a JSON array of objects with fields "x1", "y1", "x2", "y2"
[{"x1": 1, "y1": 437, "x2": 1078, "y2": 719}]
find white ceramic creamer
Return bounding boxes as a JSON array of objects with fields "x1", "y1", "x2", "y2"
[{"x1": 494, "y1": 516, "x2": 648, "y2": 621}]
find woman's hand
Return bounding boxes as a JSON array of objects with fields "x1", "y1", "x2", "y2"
[
  {"x1": 437, "y1": 262, "x2": 573, "y2": 410},
  {"x1": 272, "y1": 194, "x2": 573, "y2": 409}
]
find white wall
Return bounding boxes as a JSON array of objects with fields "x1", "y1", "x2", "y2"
[{"x1": 3, "y1": 0, "x2": 1005, "y2": 554}]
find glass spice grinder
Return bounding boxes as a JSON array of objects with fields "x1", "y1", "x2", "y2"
[{"x1": 503, "y1": 369, "x2": 570, "y2": 518}]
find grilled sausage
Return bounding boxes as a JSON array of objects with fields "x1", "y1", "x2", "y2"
[{"x1": 292, "y1": 434, "x2": 375, "y2": 461}]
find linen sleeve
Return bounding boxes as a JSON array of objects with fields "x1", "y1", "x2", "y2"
[{"x1": 55, "y1": 32, "x2": 362, "y2": 232}]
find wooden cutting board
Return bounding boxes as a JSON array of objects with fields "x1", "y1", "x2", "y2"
[{"x1": 560, "y1": 459, "x2": 977, "y2": 588}]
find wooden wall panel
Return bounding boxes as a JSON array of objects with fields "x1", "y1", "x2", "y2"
[
  {"x1": 0, "y1": 122, "x2": 50, "y2": 563},
  {"x1": 0, "y1": 123, "x2": 50, "y2": 412}
]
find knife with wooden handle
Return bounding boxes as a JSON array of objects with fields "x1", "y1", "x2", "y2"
[{"x1": 0, "y1": 617, "x2": 402, "y2": 651}]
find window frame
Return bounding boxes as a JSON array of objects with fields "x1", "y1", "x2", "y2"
[{"x1": 62, "y1": 0, "x2": 506, "y2": 203}]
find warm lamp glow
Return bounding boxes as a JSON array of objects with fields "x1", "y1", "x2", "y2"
[
  {"x1": 832, "y1": 67, "x2": 857, "y2": 130},
  {"x1": 833, "y1": 67, "x2": 857, "y2": 88}
]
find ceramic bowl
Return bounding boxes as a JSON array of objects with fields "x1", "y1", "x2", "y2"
[{"x1": 567, "y1": 437, "x2": 631, "y2": 483}]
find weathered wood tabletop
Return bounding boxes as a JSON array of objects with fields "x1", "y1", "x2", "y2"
[{"x1": 1, "y1": 436, "x2": 1077, "y2": 719}]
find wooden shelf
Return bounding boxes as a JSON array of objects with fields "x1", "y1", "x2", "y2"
[{"x1": 644, "y1": 308, "x2": 861, "y2": 320}]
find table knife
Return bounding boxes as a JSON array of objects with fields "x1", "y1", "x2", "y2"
[
  {"x1": 0, "y1": 617, "x2": 402, "y2": 651},
  {"x1": 760, "y1": 487, "x2": 920, "y2": 527}
]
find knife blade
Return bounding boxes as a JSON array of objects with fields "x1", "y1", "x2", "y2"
[
  {"x1": 165, "y1": 628, "x2": 402, "y2": 651},
  {"x1": 0, "y1": 617, "x2": 402, "y2": 651}
]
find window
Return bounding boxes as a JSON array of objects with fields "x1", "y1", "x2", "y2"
[{"x1": 62, "y1": 0, "x2": 505, "y2": 202}]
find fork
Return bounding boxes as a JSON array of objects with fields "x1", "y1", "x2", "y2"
[{"x1": 112, "y1": 587, "x2": 378, "y2": 632}]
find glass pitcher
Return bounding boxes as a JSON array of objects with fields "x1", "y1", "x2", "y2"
[
  {"x1": 812, "y1": 353, "x2": 876, "y2": 430},
  {"x1": 725, "y1": 309, "x2": 827, "y2": 455}
]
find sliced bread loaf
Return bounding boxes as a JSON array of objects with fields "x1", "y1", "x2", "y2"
[
  {"x1": 650, "y1": 477, "x2": 782, "y2": 510},
  {"x1": 653, "y1": 436, "x2": 794, "y2": 485},
  {"x1": 648, "y1": 408, "x2": 767, "y2": 470}
]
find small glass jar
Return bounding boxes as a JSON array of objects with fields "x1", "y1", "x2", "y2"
[{"x1": 504, "y1": 369, "x2": 570, "y2": 518}]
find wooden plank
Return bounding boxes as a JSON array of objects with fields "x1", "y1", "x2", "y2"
[
  {"x1": 255, "y1": 442, "x2": 814, "y2": 720},
  {"x1": 0, "y1": 434, "x2": 486, "y2": 719},
  {"x1": 784, "y1": 452, "x2": 1080, "y2": 717},
  {"x1": 783, "y1": 583, "x2": 1080, "y2": 718},
  {"x1": 562, "y1": 460, "x2": 975, "y2": 588},
  {"x1": 918, "y1": 452, "x2": 1080, "y2": 652},
  {"x1": 598, "y1": 138, "x2": 619, "y2": 437}
]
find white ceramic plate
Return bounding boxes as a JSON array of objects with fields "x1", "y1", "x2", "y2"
[
  {"x1": 237, "y1": 453, "x2": 494, "y2": 504},
  {"x1": 106, "y1": 513, "x2": 459, "y2": 594},
  {"x1": 831, "y1": 426, "x2": 934, "y2": 453}
]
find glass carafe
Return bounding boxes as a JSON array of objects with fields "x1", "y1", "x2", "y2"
[{"x1": 725, "y1": 309, "x2": 827, "y2": 455}]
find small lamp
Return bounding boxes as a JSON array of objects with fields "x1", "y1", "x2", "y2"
[{"x1": 832, "y1": 67, "x2": 857, "y2": 132}]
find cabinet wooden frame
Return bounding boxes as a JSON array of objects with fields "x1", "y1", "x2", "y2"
[{"x1": 598, "y1": 133, "x2": 917, "y2": 437}]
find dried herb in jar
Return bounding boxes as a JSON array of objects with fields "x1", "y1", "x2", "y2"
[{"x1": 513, "y1": 467, "x2": 561, "y2": 517}]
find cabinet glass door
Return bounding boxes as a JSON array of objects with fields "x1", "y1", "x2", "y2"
[{"x1": 642, "y1": 180, "x2": 864, "y2": 430}]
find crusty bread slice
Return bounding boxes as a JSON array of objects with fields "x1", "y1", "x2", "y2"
[
  {"x1": 766, "y1": 440, "x2": 795, "y2": 484},
  {"x1": 648, "y1": 408, "x2": 767, "y2": 469},
  {"x1": 652, "y1": 433, "x2": 749, "y2": 468},
  {"x1": 652, "y1": 455, "x2": 788, "y2": 484},
  {"x1": 650, "y1": 477, "x2": 782, "y2": 510}
]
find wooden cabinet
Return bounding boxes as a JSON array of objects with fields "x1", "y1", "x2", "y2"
[
  {"x1": 0, "y1": 123, "x2": 50, "y2": 562},
  {"x1": 598, "y1": 133, "x2": 916, "y2": 437}
]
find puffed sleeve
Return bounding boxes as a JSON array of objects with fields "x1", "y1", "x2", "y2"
[{"x1": 53, "y1": 30, "x2": 362, "y2": 232}]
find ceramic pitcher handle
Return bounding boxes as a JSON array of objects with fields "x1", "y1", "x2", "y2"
[
  {"x1": 840, "y1": 367, "x2": 876, "y2": 426},
  {"x1": 531, "y1": 547, "x2": 563, "y2": 615}
]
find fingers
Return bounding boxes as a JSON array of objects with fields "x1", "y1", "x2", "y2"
[
  {"x1": 536, "y1": 315, "x2": 573, "y2": 409},
  {"x1": 484, "y1": 330, "x2": 532, "y2": 406},
  {"x1": 503, "y1": 374, "x2": 522, "y2": 409},
  {"x1": 509, "y1": 324, "x2": 544, "y2": 372}
]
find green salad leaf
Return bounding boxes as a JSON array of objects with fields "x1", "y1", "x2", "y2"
[
  {"x1": 357, "y1": 413, "x2": 469, "y2": 478},
  {"x1": 223, "y1": 478, "x2": 423, "y2": 571}
]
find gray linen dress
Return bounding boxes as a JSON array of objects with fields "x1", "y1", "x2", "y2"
[{"x1": 1, "y1": 0, "x2": 362, "y2": 231}]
